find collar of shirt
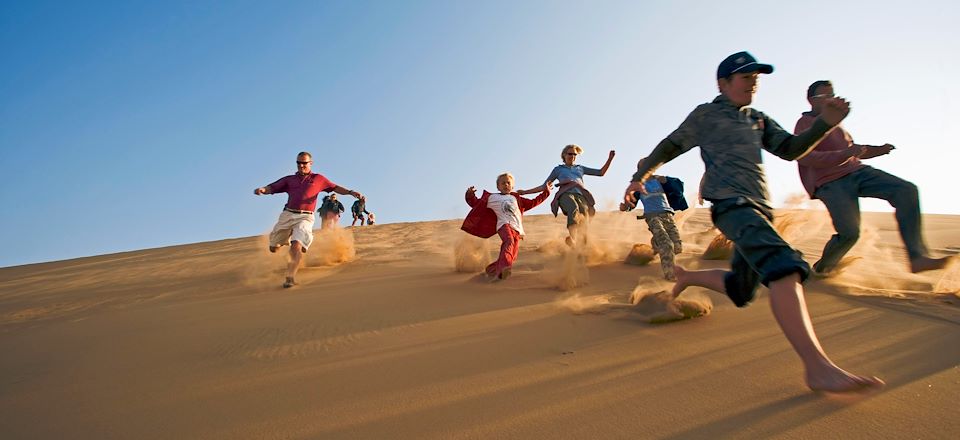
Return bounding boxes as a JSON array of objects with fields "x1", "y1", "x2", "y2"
[{"x1": 712, "y1": 94, "x2": 748, "y2": 111}]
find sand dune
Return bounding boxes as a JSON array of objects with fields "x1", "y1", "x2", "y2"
[{"x1": 1, "y1": 209, "x2": 958, "y2": 439}]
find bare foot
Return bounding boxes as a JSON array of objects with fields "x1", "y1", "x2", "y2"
[
  {"x1": 806, "y1": 364, "x2": 885, "y2": 393},
  {"x1": 670, "y1": 266, "x2": 689, "y2": 298},
  {"x1": 910, "y1": 255, "x2": 956, "y2": 273}
]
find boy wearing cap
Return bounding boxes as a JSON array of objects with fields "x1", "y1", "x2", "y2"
[
  {"x1": 623, "y1": 52, "x2": 885, "y2": 393},
  {"x1": 796, "y1": 80, "x2": 954, "y2": 276}
]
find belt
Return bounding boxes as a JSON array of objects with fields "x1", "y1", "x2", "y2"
[{"x1": 284, "y1": 207, "x2": 313, "y2": 215}]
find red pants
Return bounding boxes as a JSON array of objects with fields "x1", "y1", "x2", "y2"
[{"x1": 486, "y1": 225, "x2": 521, "y2": 277}]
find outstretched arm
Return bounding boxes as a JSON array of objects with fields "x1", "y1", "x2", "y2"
[
  {"x1": 332, "y1": 185, "x2": 364, "y2": 201},
  {"x1": 769, "y1": 97, "x2": 852, "y2": 161},
  {"x1": 519, "y1": 182, "x2": 552, "y2": 211},
  {"x1": 623, "y1": 138, "x2": 684, "y2": 208},
  {"x1": 860, "y1": 143, "x2": 895, "y2": 159},
  {"x1": 465, "y1": 186, "x2": 479, "y2": 207},
  {"x1": 256, "y1": 177, "x2": 288, "y2": 196},
  {"x1": 517, "y1": 183, "x2": 549, "y2": 195},
  {"x1": 598, "y1": 150, "x2": 616, "y2": 176}
]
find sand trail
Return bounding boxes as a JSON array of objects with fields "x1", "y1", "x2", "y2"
[{"x1": 1, "y1": 209, "x2": 958, "y2": 439}]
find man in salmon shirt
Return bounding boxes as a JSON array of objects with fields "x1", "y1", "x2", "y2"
[
  {"x1": 254, "y1": 151, "x2": 365, "y2": 288},
  {"x1": 796, "y1": 81, "x2": 953, "y2": 276}
]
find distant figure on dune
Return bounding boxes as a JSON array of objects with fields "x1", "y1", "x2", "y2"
[
  {"x1": 620, "y1": 159, "x2": 684, "y2": 280},
  {"x1": 366, "y1": 212, "x2": 376, "y2": 225},
  {"x1": 254, "y1": 151, "x2": 365, "y2": 288},
  {"x1": 796, "y1": 80, "x2": 954, "y2": 276},
  {"x1": 351, "y1": 199, "x2": 370, "y2": 226},
  {"x1": 519, "y1": 144, "x2": 615, "y2": 247},
  {"x1": 317, "y1": 194, "x2": 345, "y2": 229},
  {"x1": 462, "y1": 173, "x2": 551, "y2": 280},
  {"x1": 623, "y1": 51, "x2": 884, "y2": 393}
]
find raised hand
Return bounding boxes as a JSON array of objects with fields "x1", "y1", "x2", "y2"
[{"x1": 819, "y1": 97, "x2": 851, "y2": 126}]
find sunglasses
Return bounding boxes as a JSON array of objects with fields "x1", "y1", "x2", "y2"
[
  {"x1": 297, "y1": 161, "x2": 312, "y2": 165},
  {"x1": 810, "y1": 94, "x2": 835, "y2": 99},
  {"x1": 565, "y1": 153, "x2": 578, "y2": 156}
]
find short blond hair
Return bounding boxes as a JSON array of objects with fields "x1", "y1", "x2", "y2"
[
  {"x1": 496, "y1": 172, "x2": 514, "y2": 185},
  {"x1": 560, "y1": 144, "x2": 583, "y2": 160}
]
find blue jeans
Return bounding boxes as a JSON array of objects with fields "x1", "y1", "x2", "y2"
[{"x1": 813, "y1": 166, "x2": 926, "y2": 272}]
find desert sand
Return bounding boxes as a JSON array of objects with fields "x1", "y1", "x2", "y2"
[{"x1": 1, "y1": 208, "x2": 958, "y2": 439}]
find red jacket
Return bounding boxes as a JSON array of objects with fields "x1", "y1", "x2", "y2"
[{"x1": 461, "y1": 189, "x2": 550, "y2": 238}]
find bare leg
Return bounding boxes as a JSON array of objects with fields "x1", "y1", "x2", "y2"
[
  {"x1": 673, "y1": 266, "x2": 884, "y2": 392},
  {"x1": 767, "y1": 274, "x2": 884, "y2": 392},
  {"x1": 671, "y1": 265, "x2": 726, "y2": 298},
  {"x1": 566, "y1": 224, "x2": 578, "y2": 247},
  {"x1": 569, "y1": 220, "x2": 588, "y2": 247},
  {"x1": 284, "y1": 241, "x2": 305, "y2": 287}
]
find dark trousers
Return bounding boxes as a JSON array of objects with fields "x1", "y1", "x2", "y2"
[
  {"x1": 710, "y1": 197, "x2": 810, "y2": 307},
  {"x1": 813, "y1": 166, "x2": 926, "y2": 271}
]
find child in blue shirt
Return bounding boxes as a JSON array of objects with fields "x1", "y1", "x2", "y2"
[{"x1": 636, "y1": 174, "x2": 683, "y2": 280}]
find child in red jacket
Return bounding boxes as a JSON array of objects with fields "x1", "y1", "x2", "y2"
[{"x1": 462, "y1": 173, "x2": 552, "y2": 280}]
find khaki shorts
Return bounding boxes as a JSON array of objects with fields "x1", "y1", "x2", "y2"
[{"x1": 269, "y1": 210, "x2": 316, "y2": 251}]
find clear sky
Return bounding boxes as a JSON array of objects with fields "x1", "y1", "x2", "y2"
[{"x1": 2, "y1": 0, "x2": 958, "y2": 268}]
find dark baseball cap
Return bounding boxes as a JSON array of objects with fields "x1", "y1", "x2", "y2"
[{"x1": 716, "y1": 51, "x2": 774, "y2": 79}]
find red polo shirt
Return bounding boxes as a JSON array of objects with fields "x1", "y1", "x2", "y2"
[
  {"x1": 794, "y1": 112, "x2": 863, "y2": 198},
  {"x1": 267, "y1": 172, "x2": 336, "y2": 212}
]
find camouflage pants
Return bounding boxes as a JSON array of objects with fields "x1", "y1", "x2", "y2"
[{"x1": 645, "y1": 212, "x2": 682, "y2": 279}]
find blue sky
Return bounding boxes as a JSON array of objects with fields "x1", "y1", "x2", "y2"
[{"x1": 2, "y1": 0, "x2": 958, "y2": 267}]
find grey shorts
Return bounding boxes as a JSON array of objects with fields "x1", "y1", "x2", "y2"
[
  {"x1": 558, "y1": 191, "x2": 589, "y2": 227},
  {"x1": 709, "y1": 197, "x2": 810, "y2": 307}
]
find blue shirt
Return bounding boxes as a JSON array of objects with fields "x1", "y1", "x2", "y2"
[
  {"x1": 639, "y1": 179, "x2": 673, "y2": 214},
  {"x1": 545, "y1": 164, "x2": 602, "y2": 195}
]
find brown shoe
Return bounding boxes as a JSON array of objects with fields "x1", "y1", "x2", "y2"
[{"x1": 282, "y1": 277, "x2": 298, "y2": 288}]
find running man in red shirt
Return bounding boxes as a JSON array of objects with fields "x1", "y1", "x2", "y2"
[{"x1": 254, "y1": 151, "x2": 365, "y2": 288}]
